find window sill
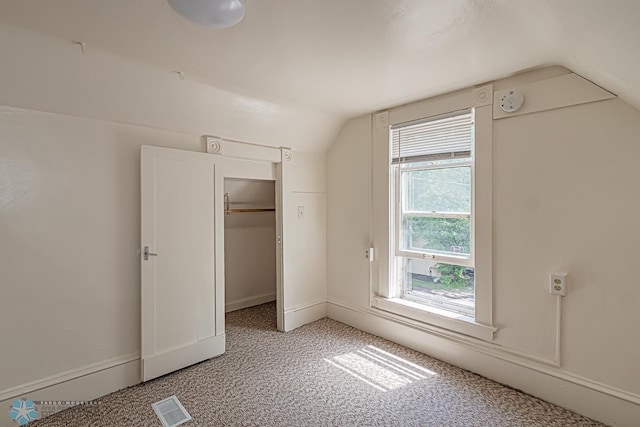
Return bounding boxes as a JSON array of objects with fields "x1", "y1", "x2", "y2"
[{"x1": 371, "y1": 296, "x2": 497, "y2": 341}]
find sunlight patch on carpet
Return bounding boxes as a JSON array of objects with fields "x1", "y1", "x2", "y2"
[{"x1": 325, "y1": 345, "x2": 436, "y2": 391}]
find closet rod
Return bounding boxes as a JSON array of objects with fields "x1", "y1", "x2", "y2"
[
  {"x1": 225, "y1": 208, "x2": 275, "y2": 214},
  {"x1": 224, "y1": 192, "x2": 274, "y2": 214}
]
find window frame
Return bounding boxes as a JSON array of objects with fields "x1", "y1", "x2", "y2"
[
  {"x1": 370, "y1": 85, "x2": 496, "y2": 341},
  {"x1": 393, "y1": 112, "x2": 475, "y2": 318}
]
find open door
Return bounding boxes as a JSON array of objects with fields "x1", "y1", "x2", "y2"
[{"x1": 141, "y1": 145, "x2": 225, "y2": 382}]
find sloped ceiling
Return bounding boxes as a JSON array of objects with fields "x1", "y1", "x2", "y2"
[{"x1": 0, "y1": 0, "x2": 638, "y2": 150}]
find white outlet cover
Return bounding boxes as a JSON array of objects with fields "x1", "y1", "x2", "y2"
[
  {"x1": 365, "y1": 247, "x2": 374, "y2": 262},
  {"x1": 549, "y1": 272, "x2": 568, "y2": 296}
]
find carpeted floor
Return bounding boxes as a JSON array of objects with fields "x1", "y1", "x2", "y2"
[{"x1": 31, "y1": 303, "x2": 604, "y2": 426}]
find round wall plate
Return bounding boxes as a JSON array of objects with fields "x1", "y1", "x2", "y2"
[{"x1": 500, "y1": 90, "x2": 525, "y2": 113}]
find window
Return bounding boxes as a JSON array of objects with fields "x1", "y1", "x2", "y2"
[
  {"x1": 392, "y1": 111, "x2": 475, "y2": 318},
  {"x1": 371, "y1": 87, "x2": 495, "y2": 341}
]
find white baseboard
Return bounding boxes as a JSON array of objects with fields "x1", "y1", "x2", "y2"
[
  {"x1": 225, "y1": 293, "x2": 276, "y2": 313},
  {"x1": 0, "y1": 355, "x2": 140, "y2": 427},
  {"x1": 283, "y1": 301, "x2": 327, "y2": 332},
  {"x1": 327, "y1": 300, "x2": 640, "y2": 427}
]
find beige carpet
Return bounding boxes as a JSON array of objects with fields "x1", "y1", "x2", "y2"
[{"x1": 31, "y1": 303, "x2": 604, "y2": 426}]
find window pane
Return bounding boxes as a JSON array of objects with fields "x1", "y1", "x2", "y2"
[
  {"x1": 402, "y1": 258, "x2": 474, "y2": 316},
  {"x1": 402, "y1": 166, "x2": 470, "y2": 213},
  {"x1": 402, "y1": 216, "x2": 470, "y2": 256}
]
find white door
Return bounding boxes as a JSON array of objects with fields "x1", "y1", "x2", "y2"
[{"x1": 141, "y1": 145, "x2": 225, "y2": 382}]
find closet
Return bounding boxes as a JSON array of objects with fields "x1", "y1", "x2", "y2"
[{"x1": 223, "y1": 178, "x2": 277, "y2": 316}]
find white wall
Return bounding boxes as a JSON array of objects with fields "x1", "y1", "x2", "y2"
[
  {"x1": 326, "y1": 116, "x2": 371, "y2": 309},
  {"x1": 0, "y1": 107, "x2": 201, "y2": 394},
  {"x1": 224, "y1": 179, "x2": 277, "y2": 312},
  {"x1": 326, "y1": 68, "x2": 640, "y2": 426},
  {"x1": 281, "y1": 152, "x2": 328, "y2": 330}
]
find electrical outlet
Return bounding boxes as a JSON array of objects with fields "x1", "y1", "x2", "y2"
[
  {"x1": 549, "y1": 272, "x2": 568, "y2": 296},
  {"x1": 365, "y1": 248, "x2": 374, "y2": 262}
]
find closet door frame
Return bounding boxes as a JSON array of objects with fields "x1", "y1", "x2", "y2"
[{"x1": 206, "y1": 137, "x2": 288, "y2": 331}]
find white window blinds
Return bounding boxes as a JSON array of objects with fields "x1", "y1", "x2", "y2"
[{"x1": 391, "y1": 110, "x2": 473, "y2": 164}]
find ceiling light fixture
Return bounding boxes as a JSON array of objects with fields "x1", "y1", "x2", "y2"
[{"x1": 167, "y1": 0, "x2": 245, "y2": 28}]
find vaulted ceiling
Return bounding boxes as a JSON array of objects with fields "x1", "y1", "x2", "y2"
[{"x1": 0, "y1": 0, "x2": 638, "y2": 150}]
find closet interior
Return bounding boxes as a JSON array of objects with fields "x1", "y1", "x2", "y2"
[{"x1": 223, "y1": 178, "x2": 277, "y2": 317}]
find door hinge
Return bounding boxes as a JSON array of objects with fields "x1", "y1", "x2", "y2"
[{"x1": 144, "y1": 246, "x2": 158, "y2": 261}]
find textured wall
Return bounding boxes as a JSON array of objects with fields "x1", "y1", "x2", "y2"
[{"x1": 326, "y1": 69, "x2": 640, "y2": 414}]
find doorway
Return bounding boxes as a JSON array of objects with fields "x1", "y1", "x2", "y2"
[{"x1": 223, "y1": 178, "x2": 277, "y2": 328}]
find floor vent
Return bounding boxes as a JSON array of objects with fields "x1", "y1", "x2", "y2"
[{"x1": 152, "y1": 395, "x2": 192, "y2": 427}]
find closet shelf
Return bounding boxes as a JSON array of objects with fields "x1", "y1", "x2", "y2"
[{"x1": 225, "y1": 208, "x2": 275, "y2": 214}]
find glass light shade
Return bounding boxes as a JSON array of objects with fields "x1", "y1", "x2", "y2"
[{"x1": 167, "y1": 0, "x2": 245, "y2": 28}]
